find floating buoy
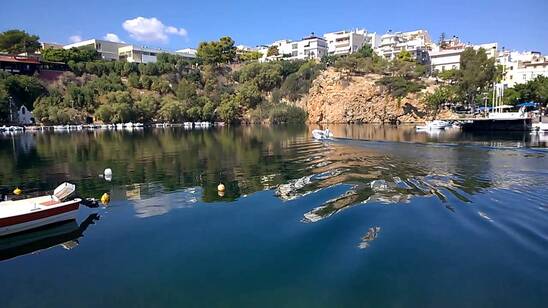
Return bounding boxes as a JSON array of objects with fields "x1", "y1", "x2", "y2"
[
  {"x1": 217, "y1": 183, "x2": 225, "y2": 192},
  {"x1": 13, "y1": 187, "x2": 22, "y2": 195},
  {"x1": 100, "y1": 192, "x2": 110, "y2": 205},
  {"x1": 103, "y1": 168, "x2": 112, "y2": 182},
  {"x1": 218, "y1": 191, "x2": 225, "y2": 197}
]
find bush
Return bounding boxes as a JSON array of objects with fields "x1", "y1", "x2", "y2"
[
  {"x1": 376, "y1": 76, "x2": 425, "y2": 98},
  {"x1": 158, "y1": 97, "x2": 186, "y2": 122}
]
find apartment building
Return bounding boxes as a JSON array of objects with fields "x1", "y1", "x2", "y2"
[
  {"x1": 63, "y1": 39, "x2": 128, "y2": 61},
  {"x1": 261, "y1": 34, "x2": 328, "y2": 62},
  {"x1": 498, "y1": 51, "x2": 548, "y2": 87},
  {"x1": 323, "y1": 29, "x2": 379, "y2": 56},
  {"x1": 375, "y1": 30, "x2": 432, "y2": 63},
  {"x1": 429, "y1": 37, "x2": 498, "y2": 73}
]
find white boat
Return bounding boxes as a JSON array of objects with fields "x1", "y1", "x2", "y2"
[
  {"x1": 0, "y1": 183, "x2": 81, "y2": 237},
  {"x1": 416, "y1": 120, "x2": 451, "y2": 130},
  {"x1": 532, "y1": 122, "x2": 548, "y2": 132},
  {"x1": 312, "y1": 129, "x2": 333, "y2": 140}
]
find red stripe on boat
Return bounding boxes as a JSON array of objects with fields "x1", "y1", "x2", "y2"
[{"x1": 0, "y1": 201, "x2": 80, "y2": 228}]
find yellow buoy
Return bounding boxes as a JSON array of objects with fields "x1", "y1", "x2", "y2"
[
  {"x1": 217, "y1": 183, "x2": 225, "y2": 192},
  {"x1": 100, "y1": 192, "x2": 110, "y2": 205},
  {"x1": 13, "y1": 187, "x2": 22, "y2": 195}
]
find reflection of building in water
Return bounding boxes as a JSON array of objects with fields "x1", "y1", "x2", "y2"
[
  {"x1": 125, "y1": 184, "x2": 143, "y2": 201},
  {"x1": 131, "y1": 187, "x2": 202, "y2": 218}
]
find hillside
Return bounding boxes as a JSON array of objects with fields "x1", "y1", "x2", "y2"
[{"x1": 298, "y1": 68, "x2": 455, "y2": 124}]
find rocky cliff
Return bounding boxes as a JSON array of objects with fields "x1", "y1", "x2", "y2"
[{"x1": 297, "y1": 68, "x2": 454, "y2": 124}]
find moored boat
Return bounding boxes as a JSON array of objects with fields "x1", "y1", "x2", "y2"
[
  {"x1": 416, "y1": 120, "x2": 451, "y2": 131},
  {"x1": 312, "y1": 129, "x2": 333, "y2": 140},
  {"x1": 0, "y1": 183, "x2": 81, "y2": 237}
]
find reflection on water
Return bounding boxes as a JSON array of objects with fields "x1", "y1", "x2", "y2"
[
  {"x1": 0, "y1": 125, "x2": 547, "y2": 307},
  {"x1": 0, "y1": 125, "x2": 544, "y2": 223},
  {"x1": 0, "y1": 214, "x2": 99, "y2": 261}
]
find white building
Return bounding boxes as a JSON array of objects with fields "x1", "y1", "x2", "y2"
[
  {"x1": 375, "y1": 30, "x2": 432, "y2": 63},
  {"x1": 498, "y1": 51, "x2": 548, "y2": 87},
  {"x1": 176, "y1": 48, "x2": 198, "y2": 59},
  {"x1": 429, "y1": 37, "x2": 498, "y2": 74},
  {"x1": 63, "y1": 39, "x2": 128, "y2": 61},
  {"x1": 261, "y1": 35, "x2": 328, "y2": 62},
  {"x1": 323, "y1": 29, "x2": 379, "y2": 56}
]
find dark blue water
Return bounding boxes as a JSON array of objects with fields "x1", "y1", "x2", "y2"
[{"x1": 1, "y1": 125, "x2": 547, "y2": 307}]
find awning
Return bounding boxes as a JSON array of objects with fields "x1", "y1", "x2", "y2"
[{"x1": 516, "y1": 102, "x2": 538, "y2": 107}]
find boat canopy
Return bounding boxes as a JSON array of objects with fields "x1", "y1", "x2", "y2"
[
  {"x1": 516, "y1": 101, "x2": 538, "y2": 108},
  {"x1": 53, "y1": 182, "x2": 76, "y2": 200}
]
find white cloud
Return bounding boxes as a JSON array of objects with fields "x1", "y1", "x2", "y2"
[
  {"x1": 122, "y1": 17, "x2": 187, "y2": 43},
  {"x1": 165, "y1": 26, "x2": 187, "y2": 37},
  {"x1": 68, "y1": 35, "x2": 82, "y2": 43},
  {"x1": 103, "y1": 33, "x2": 125, "y2": 43}
]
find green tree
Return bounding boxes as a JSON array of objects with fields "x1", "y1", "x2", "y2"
[
  {"x1": 218, "y1": 95, "x2": 240, "y2": 122},
  {"x1": 357, "y1": 44, "x2": 374, "y2": 58},
  {"x1": 0, "y1": 29, "x2": 41, "y2": 54},
  {"x1": 128, "y1": 73, "x2": 141, "y2": 88},
  {"x1": 236, "y1": 82, "x2": 262, "y2": 108},
  {"x1": 42, "y1": 47, "x2": 99, "y2": 63},
  {"x1": 0, "y1": 74, "x2": 46, "y2": 108},
  {"x1": 158, "y1": 97, "x2": 186, "y2": 122},
  {"x1": 197, "y1": 36, "x2": 236, "y2": 65},
  {"x1": 456, "y1": 47, "x2": 497, "y2": 107},
  {"x1": 425, "y1": 85, "x2": 455, "y2": 115},
  {"x1": 134, "y1": 96, "x2": 159, "y2": 123},
  {"x1": 176, "y1": 79, "x2": 197, "y2": 100},
  {"x1": 238, "y1": 51, "x2": 262, "y2": 62},
  {"x1": 201, "y1": 98, "x2": 217, "y2": 121},
  {"x1": 0, "y1": 84, "x2": 11, "y2": 122},
  {"x1": 267, "y1": 46, "x2": 279, "y2": 57},
  {"x1": 396, "y1": 50, "x2": 413, "y2": 62}
]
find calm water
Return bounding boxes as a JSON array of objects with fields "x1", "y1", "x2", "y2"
[{"x1": 1, "y1": 125, "x2": 547, "y2": 307}]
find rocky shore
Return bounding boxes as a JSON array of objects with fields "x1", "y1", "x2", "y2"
[{"x1": 297, "y1": 68, "x2": 456, "y2": 124}]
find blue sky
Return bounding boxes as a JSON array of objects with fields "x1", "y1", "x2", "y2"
[{"x1": 1, "y1": 0, "x2": 547, "y2": 52}]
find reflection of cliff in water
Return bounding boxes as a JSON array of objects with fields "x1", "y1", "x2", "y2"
[{"x1": 0, "y1": 214, "x2": 99, "y2": 261}]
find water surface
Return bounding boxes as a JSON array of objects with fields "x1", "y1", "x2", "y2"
[{"x1": 1, "y1": 125, "x2": 547, "y2": 307}]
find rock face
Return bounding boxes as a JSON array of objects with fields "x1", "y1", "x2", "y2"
[{"x1": 298, "y1": 68, "x2": 452, "y2": 124}]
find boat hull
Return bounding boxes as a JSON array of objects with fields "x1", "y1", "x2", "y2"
[
  {"x1": 461, "y1": 118, "x2": 532, "y2": 131},
  {"x1": 0, "y1": 200, "x2": 80, "y2": 237}
]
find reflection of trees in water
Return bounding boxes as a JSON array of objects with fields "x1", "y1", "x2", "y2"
[
  {"x1": 0, "y1": 126, "x2": 495, "y2": 218},
  {"x1": 0, "y1": 126, "x2": 311, "y2": 201}
]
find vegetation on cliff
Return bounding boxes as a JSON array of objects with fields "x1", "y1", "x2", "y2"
[{"x1": 0, "y1": 30, "x2": 314, "y2": 124}]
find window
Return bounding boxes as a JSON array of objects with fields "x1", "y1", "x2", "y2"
[{"x1": 292, "y1": 43, "x2": 297, "y2": 49}]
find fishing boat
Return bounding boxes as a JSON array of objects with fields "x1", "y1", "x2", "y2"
[
  {"x1": 0, "y1": 183, "x2": 81, "y2": 237},
  {"x1": 312, "y1": 129, "x2": 333, "y2": 140}
]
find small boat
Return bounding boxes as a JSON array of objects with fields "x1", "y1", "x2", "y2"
[
  {"x1": 532, "y1": 122, "x2": 548, "y2": 133},
  {"x1": 416, "y1": 120, "x2": 451, "y2": 130},
  {"x1": 312, "y1": 129, "x2": 333, "y2": 140},
  {"x1": 0, "y1": 183, "x2": 81, "y2": 237}
]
